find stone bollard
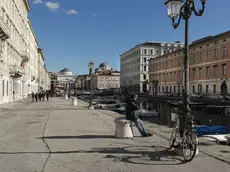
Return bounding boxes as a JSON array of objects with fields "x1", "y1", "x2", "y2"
[
  {"x1": 71, "y1": 97, "x2": 77, "y2": 106},
  {"x1": 114, "y1": 117, "x2": 133, "y2": 138},
  {"x1": 65, "y1": 94, "x2": 68, "y2": 99}
]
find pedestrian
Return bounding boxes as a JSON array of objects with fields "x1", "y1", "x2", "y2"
[
  {"x1": 125, "y1": 93, "x2": 152, "y2": 137},
  {"x1": 46, "y1": 91, "x2": 50, "y2": 101},
  {"x1": 38, "y1": 92, "x2": 42, "y2": 101},
  {"x1": 31, "y1": 92, "x2": 35, "y2": 102},
  {"x1": 42, "y1": 91, "x2": 45, "y2": 101},
  {"x1": 35, "y1": 92, "x2": 38, "y2": 102}
]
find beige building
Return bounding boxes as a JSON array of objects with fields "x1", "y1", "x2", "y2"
[
  {"x1": 75, "y1": 74, "x2": 90, "y2": 91},
  {"x1": 149, "y1": 30, "x2": 230, "y2": 96},
  {"x1": 120, "y1": 41, "x2": 184, "y2": 93},
  {"x1": 0, "y1": 0, "x2": 50, "y2": 104},
  {"x1": 92, "y1": 62, "x2": 120, "y2": 90}
]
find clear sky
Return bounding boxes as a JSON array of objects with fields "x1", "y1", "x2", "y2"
[{"x1": 29, "y1": 0, "x2": 230, "y2": 74}]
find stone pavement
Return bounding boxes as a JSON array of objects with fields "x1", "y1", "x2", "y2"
[{"x1": 0, "y1": 97, "x2": 229, "y2": 172}]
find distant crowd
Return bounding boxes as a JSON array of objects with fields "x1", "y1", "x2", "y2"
[{"x1": 31, "y1": 91, "x2": 50, "y2": 102}]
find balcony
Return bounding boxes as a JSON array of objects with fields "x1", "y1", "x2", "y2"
[
  {"x1": 21, "y1": 51, "x2": 29, "y2": 63},
  {"x1": 9, "y1": 65, "x2": 24, "y2": 78},
  {"x1": 0, "y1": 17, "x2": 10, "y2": 41}
]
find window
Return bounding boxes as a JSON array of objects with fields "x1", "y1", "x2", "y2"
[
  {"x1": 2, "y1": 80, "x2": 4, "y2": 96},
  {"x1": 174, "y1": 86, "x2": 176, "y2": 93},
  {"x1": 170, "y1": 59, "x2": 172, "y2": 68},
  {"x1": 162, "y1": 86, "x2": 164, "y2": 93},
  {"x1": 159, "y1": 86, "x2": 161, "y2": 92},
  {"x1": 206, "y1": 67, "x2": 210, "y2": 77},
  {"x1": 144, "y1": 58, "x2": 147, "y2": 62},
  {"x1": 214, "y1": 48, "x2": 217, "y2": 58},
  {"x1": 144, "y1": 66, "x2": 146, "y2": 71},
  {"x1": 206, "y1": 51, "x2": 209, "y2": 60},
  {"x1": 166, "y1": 73, "x2": 168, "y2": 80},
  {"x1": 213, "y1": 85, "x2": 216, "y2": 94},
  {"x1": 143, "y1": 74, "x2": 146, "y2": 80},
  {"x1": 156, "y1": 49, "x2": 159, "y2": 55},
  {"x1": 206, "y1": 85, "x2": 209, "y2": 93},
  {"x1": 222, "y1": 64, "x2": 227, "y2": 76},
  {"x1": 150, "y1": 49, "x2": 153, "y2": 54},
  {"x1": 144, "y1": 49, "x2": 147, "y2": 54},
  {"x1": 192, "y1": 85, "x2": 195, "y2": 93},
  {"x1": 178, "y1": 57, "x2": 180, "y2": 66},
  {"x1": 7, "y1": 81, "x2": 8, "y2": 96},
  {"x1": 178, "y1": 71, "x2": 181, "y2": 80},
  {"x1": 192, "y1": 69, "x2": 196, "y2": 78},
  {"x1": 223, "y1": 46, "x2": 227, "y2": 57},
  {"x1": 174, "y1": 72, "x2": 176, "y2": 80},
  {"x1": 170, "y1": 72, "x2": 173, "y2": 80},
  {"x1": 199, "y1": 52, "x2": 202, "y2": 62},
  {"x1": 193, "y1": 54, "x2": 196, "y2": 63},
  {"x1": 213, "y1": 65, "x2": 218, "y2": 77},
  {"x1": 199, "y1": 68, "x2": 202, "y2": 78},
  {"x1": 170, "y1": 86, "x2": 172, "y2": 92}
]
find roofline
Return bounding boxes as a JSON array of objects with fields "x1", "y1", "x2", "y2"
[
  {"x1": 28, "y1": 20, "x2": 39, "y2": 46},
  {"x1": 38, "y1": 48, "x2": 45, "y2": 61},
  {"x1": 119, "y1": 41, "x2": 184, "y2": 57},
  {"x1": 24, "y1": 0, "x2": 31, "y2": 12}
]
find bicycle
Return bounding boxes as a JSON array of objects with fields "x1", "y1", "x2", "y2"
[{"x1": 169, "y1": 114, "x2": 198, "y2": 162}]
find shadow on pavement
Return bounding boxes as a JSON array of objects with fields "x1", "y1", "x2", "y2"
[
  {"x1": 0, "y1": 145, "x2": 185, "y2": 165},
  {"x1": 38, "y1": 135, "x2": 115, "y2": 139}
]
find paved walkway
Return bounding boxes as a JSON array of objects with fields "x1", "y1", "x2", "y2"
[{"x1": 0, "y1": 97, "x2": 229, "y2": 172}]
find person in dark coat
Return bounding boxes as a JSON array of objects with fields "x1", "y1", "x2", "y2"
[
  {"x1": 38, "y1": 92, "x2": 42, "y2": 101},
  {"x1": 46, "y1": 91, "x2": 50, "y2": 101},
  {"x1": 31, "y1": 92, "x2": 35, "y2": 102},
  {"x1": 35, "y1": 92, "x2": 38, "y2": 102},
  {"x1": 42, "y1": 91, "x2": 45, "y2": 101},
  {"x1": 125, "y1": 93, "x2": 152, "y2": 137}
]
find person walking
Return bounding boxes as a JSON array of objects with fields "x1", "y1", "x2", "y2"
[
  {"x1": 35, "y1": 92, "x2": 38, "y2": 102},
  {"x1": 31, "y1": 92, "x2": 35, "y2": 102},
  {"x1": 125, "y1": 93, "x2": 152, "y2": 137},
  {"x1": 38, "y1": 92, "x2": 42, "y2": 101},
  {"x1": 42, "y1": 91, "x2": 45, "y2": 101},
  {"x1": 46, "y1": 91, "x2": 50, "y2": 101}
]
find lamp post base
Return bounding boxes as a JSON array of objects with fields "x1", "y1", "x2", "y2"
[{"x1": 88, "y1": 106, "x2": 94, "y2": 110}]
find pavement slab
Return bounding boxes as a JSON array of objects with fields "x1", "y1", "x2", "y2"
[{"x1": 0, "y1": 97, "x2": 229, "y2": 172}]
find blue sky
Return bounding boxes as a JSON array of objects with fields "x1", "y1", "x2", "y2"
[{"x1": 29, "y1": 0, "x2": 230, "y2": 74}]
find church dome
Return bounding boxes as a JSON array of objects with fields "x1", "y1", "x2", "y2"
[
  {"x1": 99, "y1": 62, "x2": 110, "y2": 71},
  {"x1": 59, "y1": 68, "x2": 72, "y2": 76}
]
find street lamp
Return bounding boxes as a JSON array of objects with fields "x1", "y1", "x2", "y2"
[
  {"x1": 164, "y1": 0, "x2": 206, "y2": 136},
  {"x1": 88, "y1": 60, "x2": 94, "y2": 110}
]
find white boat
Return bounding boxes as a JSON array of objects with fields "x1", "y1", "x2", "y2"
[{"x1": 135, "y1": 109, "x2": 159, "y2": 117}]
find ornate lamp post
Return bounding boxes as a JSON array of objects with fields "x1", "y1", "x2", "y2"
[
  {"x1": 164, "y1": 0, "x2": 206, "y2": 136},
  {"x1": 88, "y1": 60, "x2": 94, "y2": 110}
]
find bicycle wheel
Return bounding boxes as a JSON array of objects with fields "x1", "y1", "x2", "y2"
[
  {"x1": 169, "y1": 125, "x2": 177, "y2": 149},
  {"x1": 182, "y1": 131, "x2": 197, "y2": 162}
]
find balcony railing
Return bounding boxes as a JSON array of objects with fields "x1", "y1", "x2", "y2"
[
  {"x1": 9, "y1": 64, "x2": 24, "y2": 78},
  {"x1": 0, "y1": 17, "x2": 10, "y2": 41}
]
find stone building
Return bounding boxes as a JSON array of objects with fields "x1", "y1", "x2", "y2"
[
  {"x1": 0, "y1": 0, "x2": 50, "y2": 104},
  {"x1": 91, "y1": 62, "x2": 120, "y2": 90},
  {"x1": 149, "y1": 30, "x2": 230, "y2": 95},
  {"x1": 120, "y1": 41, "x2": 184, "y2": 93}
]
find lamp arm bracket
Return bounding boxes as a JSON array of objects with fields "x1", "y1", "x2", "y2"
[
  {"x1": 190, "y1": 0, "x2": 206, "y2": 16},
  {"x1": 172, "y1": 4, "x2": 185, "y2": 29}
]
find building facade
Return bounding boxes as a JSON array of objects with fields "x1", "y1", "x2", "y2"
[
  {"x1": 0, "y1": 0, "x2": 50, "y2": 104},
  {"x1": 75, "y1": 74, "x2": 90, "y2": 91},
  {"x1": 149, "y1": 30, "x2": 230, "y2": 95},
  {"x1": 120, "y1": 41, "x2": 184, "y2": 93},
  {"x1": 92, "y1": 62, "x2": 120, "y2": 90}
]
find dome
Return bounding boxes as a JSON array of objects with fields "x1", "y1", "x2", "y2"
[
  {"x1": 59, "y1": 68, "x2": 73, "y2": 76},
  {"x1": 60, "y1": 68, "x2": 71, "y2": 72},
  {"x1": 99, "y1": 62, "x2": 110, "y2": 71},
  {"x1": 94, "y1": 68, "x2": 101, "y2": 73}
]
